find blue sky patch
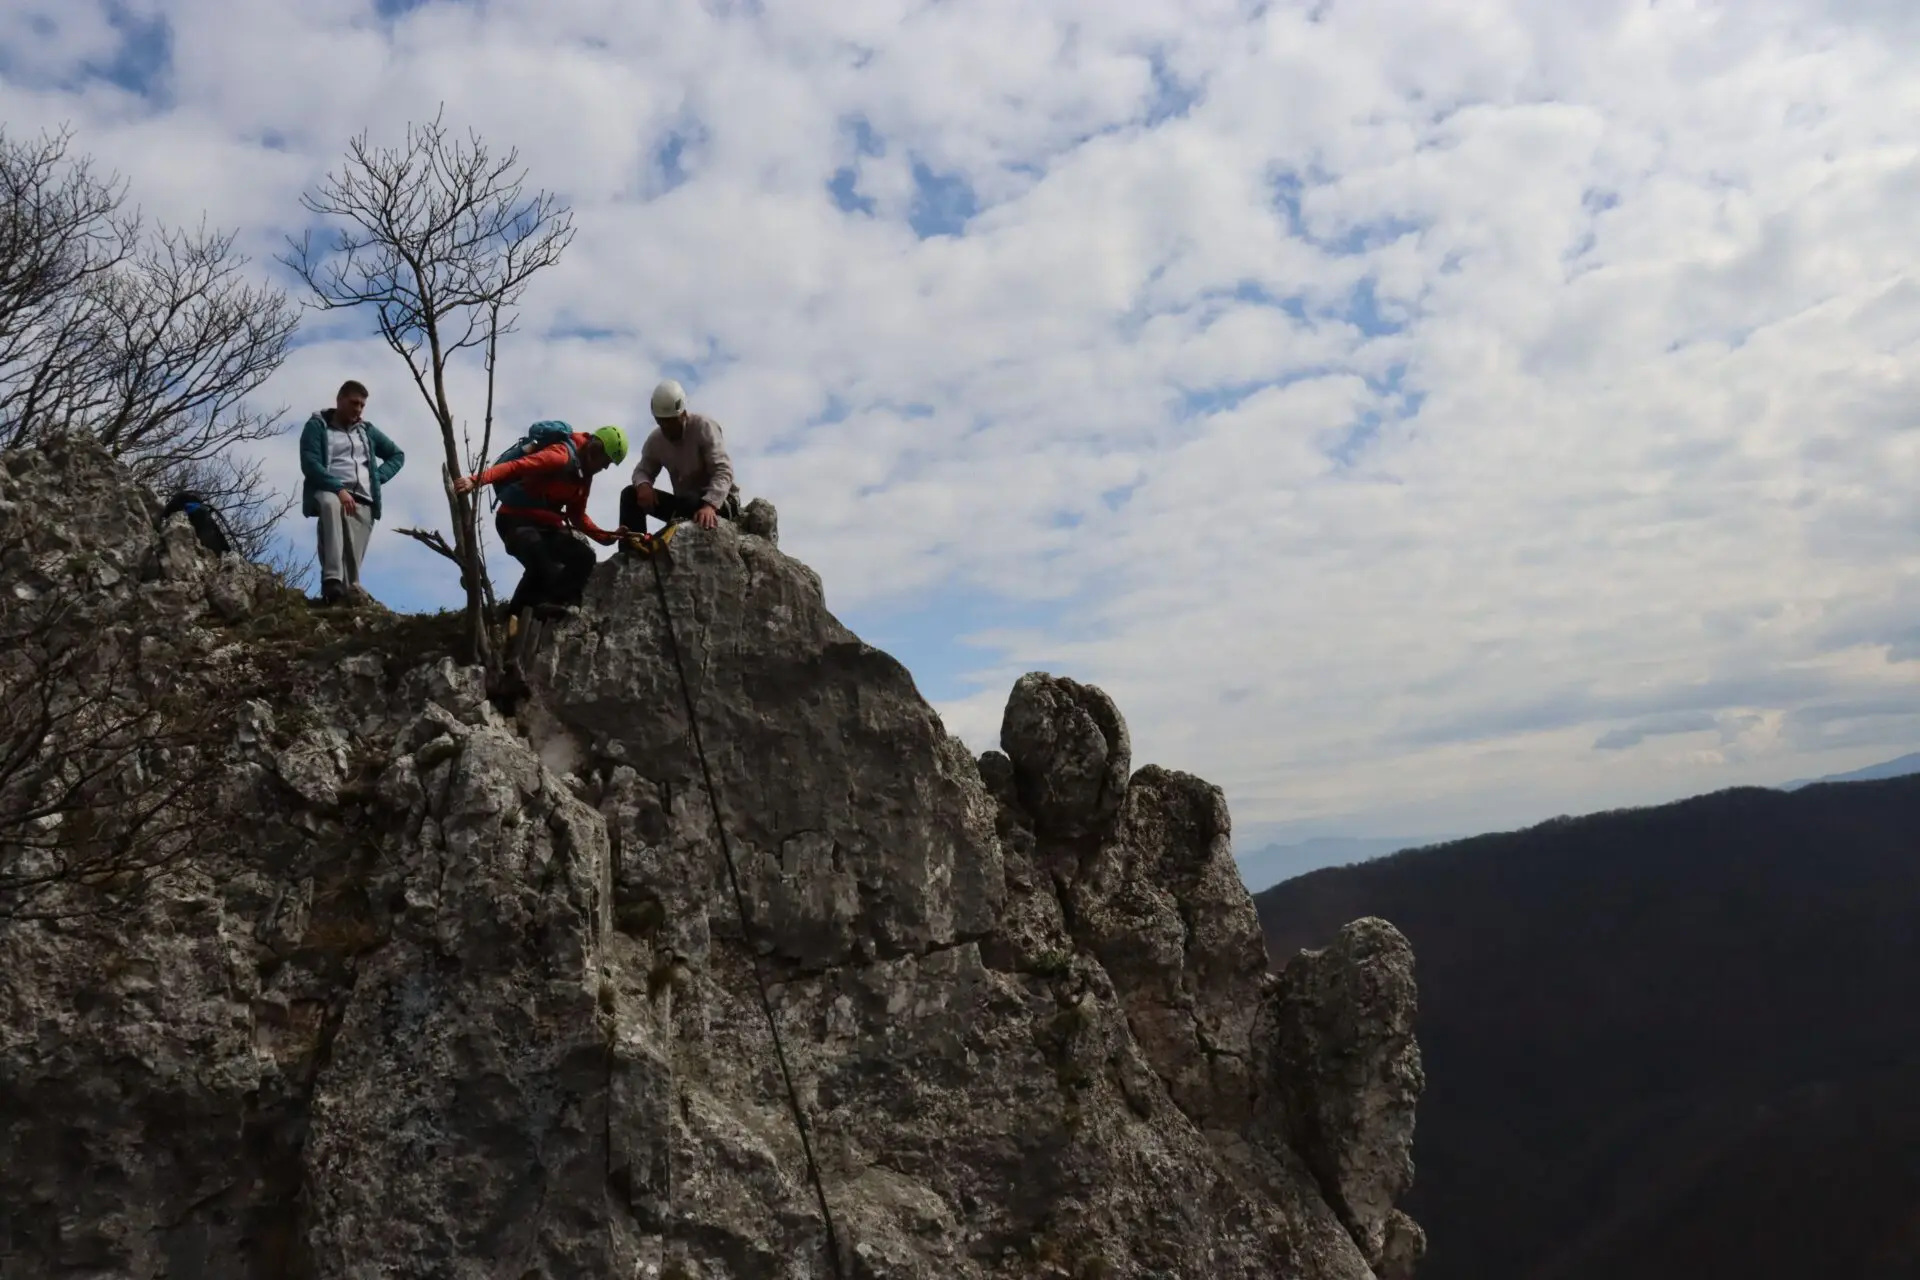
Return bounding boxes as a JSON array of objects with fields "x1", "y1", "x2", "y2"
[
  {"x1": 1270, "y1": 170, "x2": 1422, "y2": 259},
  {"x1": 1337, "y1": 276, "x2": 1409, "y2": 337},
  {"x1": 1232, "y1": 280, "x2": 1309, "y2": 320},
  {"x1": 1099, "y1": 478, "x2": 1147, "y2": 512},
  {"x1": 1328, "y1": 412, "x2": 1383, "y2": 469},
  {"x1": 827, "y1": 118, "x2": 885, "y2": 214},
  {"x1": 1179, "y1": 365, "x2": 1343, "y2": 420},
  {"x1": 1143, "y1": 51, "x2": 1200, "y2": 126},
  {"x1": 807, "y1": 396, "x2": 852, "y2": 428},
  {"x1": 1179, "y1": 378, "x2": 1282, "y2": 418},
  {"x1": 840, "y1": 583, "x2": 1076, "y2": 706},
  {"x1": 1325, "y1": 364, "x2": 1418, "y2": 469},
  {"x1": 653, "y1": 127, "x2": 701, "y2": 192},
  {"x1": 843, "y1": 116, "x2": 885, "y2": 157},
  {"x1": 82, "y1": 3, "x2": 172, "y2": 100},
  {"x1": 1270, "y1": 170, "x2": 1311, "y2": 238},
  {"x1": 828, "y1": 168, "x2": 875, "y2": 215},
  {"x1": 907, "y1": 161, "x2": 979, "y2": 239},
  {"x1": 1320, "y1": 215, "x2": 1421, "y2": 256}
]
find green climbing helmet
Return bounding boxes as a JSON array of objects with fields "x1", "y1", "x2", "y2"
[{"x1": 592, "y1": 425, "x2": 629, "y2": 466}]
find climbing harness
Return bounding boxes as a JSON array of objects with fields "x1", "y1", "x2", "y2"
[{"x1": 645, "y1": 527, "x2": 848, "y2": 1280}]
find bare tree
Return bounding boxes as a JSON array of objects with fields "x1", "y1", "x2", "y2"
[
  {"x1": 0, "y1": 126, "x2": 138, "y2": 436},
  {"x1": 0, "y1": 588, "x2": 235, "y2": 921},
  {"x1": 0, "y1": 126, "x2": 300, "y2": 519},
  {"x1": 281, "y1": 108, "x2": 575, "y2": 670},
  {"x1": 88, "y1": 220, "x2": 300, "y2": 476}
]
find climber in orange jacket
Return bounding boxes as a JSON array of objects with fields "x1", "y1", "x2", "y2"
[{"x1": 454, "y1": 422, "x2": 630, "y2": 619}]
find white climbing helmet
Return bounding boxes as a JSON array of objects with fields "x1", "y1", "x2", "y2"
[{"x1": 650, "y1": 379, "x2": 687, "y2": 419}]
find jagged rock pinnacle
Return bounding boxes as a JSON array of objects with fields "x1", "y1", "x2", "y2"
[{"x1": 0, "y1": 436, "x2": 1424, "y2": 1279}]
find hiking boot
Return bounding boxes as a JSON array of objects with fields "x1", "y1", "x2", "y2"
[{"x1": 319, "y1": 579, "x2": 345, "y2": 607}]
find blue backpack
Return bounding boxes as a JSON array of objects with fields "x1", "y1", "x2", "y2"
[{"x1": 489, "y1": 421, "x2": 580, "y2": 511}]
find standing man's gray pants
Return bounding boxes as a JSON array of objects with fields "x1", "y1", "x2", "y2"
[{"x1": 315, "y1": 490, "x2": 373, "y2": 588}]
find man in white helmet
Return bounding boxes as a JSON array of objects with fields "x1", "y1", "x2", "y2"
[{"x1": 620, "y1": 378, "x2": 740, "y2": 539}]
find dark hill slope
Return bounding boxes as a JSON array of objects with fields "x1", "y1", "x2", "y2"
[{"x1": 1254, "y1": 778, "x2": 1920, "y2": 1280}]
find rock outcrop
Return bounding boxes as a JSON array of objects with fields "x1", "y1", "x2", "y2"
[{"x1": 0, "y1": 435, "x2": 1423, "y2": 1278}]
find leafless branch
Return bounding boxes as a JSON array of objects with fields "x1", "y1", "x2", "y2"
[
  {"x1": 0, "y1": 125, "x2": 139, "y2": 444},
  {"x1": 392, "y1": 525, "x2": 461, "y2": 566},
  {"x1": 0, "y1": 124, "x2": 299, "y2": 552},
  {"x1": 0, "y1": 593, "x2": 236, "y2": 921}
]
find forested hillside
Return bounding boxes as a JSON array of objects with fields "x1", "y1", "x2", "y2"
[{"x1": 1255, "y1": 778, "x2": 1920, "y2": 1280}]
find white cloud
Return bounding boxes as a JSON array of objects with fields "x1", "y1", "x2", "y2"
[{"x1": 6, "y1": 0, "x2": 1920, "y2": 844}]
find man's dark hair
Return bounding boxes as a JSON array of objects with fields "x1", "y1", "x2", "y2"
[{"x1": 338, "y1": 379, "x2": 370, "y2": 399}]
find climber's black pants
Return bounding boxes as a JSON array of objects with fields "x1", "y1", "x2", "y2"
[
  {"x1": 497, "y1": 516, "x2": 596, "y2": 614},
  {"x1": 619, "y1": 484, "x2": 738, "y2": 535}
]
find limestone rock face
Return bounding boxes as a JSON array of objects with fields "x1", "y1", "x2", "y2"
[
  {"x1": 529, "y1": 529, "x2": 1005, "y2": 975},
  {"x1": 1258, "y1": 919, "x2": 1426, "y2": 1279},
  {"x1": 1069, "y1": 765, "x2": 1274, "y2": 1132},
  {"x1": 999, "y1": 672, "x2": 1131, "y2": 840},
  {"x1": 0, "y1": 436, "x2": 1425, "y2": 1279},
  {"x1": 983, "y1": 673, "x2": 1425, "y2": 1276},
  {"x1": 739, "y1": 496, "x2": 779, "y2": 547}
]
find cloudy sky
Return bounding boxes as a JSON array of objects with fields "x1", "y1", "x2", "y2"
[{"x1": 7, "y1": 0, "x2": 1920, "y2": 874}]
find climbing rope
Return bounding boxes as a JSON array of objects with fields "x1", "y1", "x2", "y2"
[{"x1": 643, "y1": 537, "x2": 848, "y2": 1279}]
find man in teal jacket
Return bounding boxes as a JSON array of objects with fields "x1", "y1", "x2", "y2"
[{"x1": 299, "y1": 379, "x2": 405, "y2": 606}]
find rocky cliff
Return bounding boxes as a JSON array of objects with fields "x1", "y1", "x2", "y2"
[{"x1": 0, "y1": 436, "x2": 1423, "y2": 1279}]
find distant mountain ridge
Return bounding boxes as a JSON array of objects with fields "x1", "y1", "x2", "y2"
[
  {"x1": 1237, "y1": 751, "x2": 1920, "y2": 894},
  {"x1": 1252, "y1": 775, "x2": 1920, "y2": 1280},
  {"x1": 1780, "y1": 750, "x2": 1920, "y2": 790},
  {"x1": 1235, "y1": 834, "x2": 1452, "y2": 893}
]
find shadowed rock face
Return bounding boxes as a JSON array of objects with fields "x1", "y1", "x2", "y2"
[
  {"x1": 0, "y1": 437, "x2": 1424, "y2": 1279},
  {"x1": 1258, "y1": 920, "x2": 1426, "y2": 1280}
]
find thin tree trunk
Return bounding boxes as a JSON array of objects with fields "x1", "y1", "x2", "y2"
[
  {"x1": 422, "y1": 314, "x2": 493, "y2": 671},
  {"x1": 474, "y1": 301, "x2": 501, "y2": 621}
]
